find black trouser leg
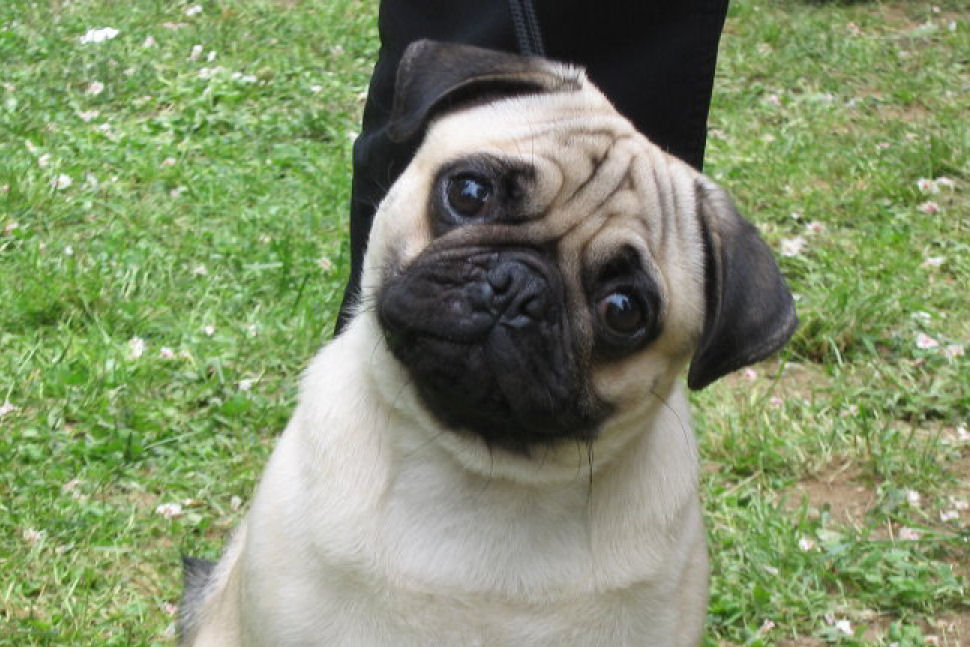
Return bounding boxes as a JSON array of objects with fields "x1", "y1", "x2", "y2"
[{"x1": 335, "y1": 0, "x2": 730, "y2": 333}]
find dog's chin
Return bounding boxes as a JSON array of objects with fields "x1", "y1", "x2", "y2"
[{"x1": 378, "y1": 248, "x2": 608, "y2": 454}]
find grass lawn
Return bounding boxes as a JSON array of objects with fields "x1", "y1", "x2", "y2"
[{"x1": 0, "y1": 0, "x2": 966, "y2": 645}]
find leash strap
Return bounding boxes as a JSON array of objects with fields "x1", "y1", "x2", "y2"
[{"x1": 507, "y1": 0, "x2": 545, "y2": 57}]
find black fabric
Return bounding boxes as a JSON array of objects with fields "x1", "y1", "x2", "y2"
[{"x1": 335, "y1": 0, "x2": 730, "y2": 332}]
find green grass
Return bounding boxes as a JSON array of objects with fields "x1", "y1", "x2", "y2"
[{"x1": 0, "y1": 0, "x2": 966, "y2": 645}]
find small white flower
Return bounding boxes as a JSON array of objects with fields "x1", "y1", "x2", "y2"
[
  {"x1": 142, "y1": 35, "x2": 156, "y2": 47},
  {"x1": 917, "y1": 177, "x2": 938, "y2": 194},
  {"x1": 847, "y1": 22, "x2": 861, "y2": 36},
  {"x1": 906, "y1": 489, "x2": 921, "y2": 507},
  {"x1": 949, "y1": 497, "x2": 969, "y2": 511},
  {"x1": 207, "y1": 50, "x2": 216, "y2": 62},
  {"x1": 798, "y1": 536, "x2": 817, "y2": 551},
  {"x1": 1, "y1": 221, "x2": 18, "y2": 235},
  {"x1": 198, "y1": 66, "x2": 224, "y2": 80},
  {"x1": 934, "y1": 176, "x2": 955, "y2": 190},
  {"x1": 37, "y1": 153, "x2": 51, "y2": 168},
  {"x1": 317, "y1": 256, "x2": 333, "y2": 271},
  {"x1": 163, "y1": 602, "x2": 178, "y2": 616},
  {"x1": 762, "y1": 133, "x2": 776, "y2": 143},
  {"x1": 159, "y1": 347, "x2": 175, "y2": 360},
  {"x1": 898, "y1": 526, "x2": 922, "y2": 541},
  {"x1": 768, "y1": 396, "x2": 784, "y2": 408},
  {"x1": 230, "y1": 495, "x2": 243, "y2": 511},
  {"x1": 155, "y1": 502, "x2": 184, "y2": 518},
  {"x1": 742, "y1": 368, "x2": 758, "y2": 380},
  {"x1": 760, "y1": 618, "x2": 776, "y2": 632},
  {"x1": 128, "y1": 336, "x2": 146, "y2": 359},
  {"x1": 238, "y1": 378, "x2": 257, "y2": 392},
  {"x1": 766, "y1": 93, "x2": 781, "y2": 107},
  {"x1": 922, "y1": 256, "x2": 945, "y2": 268},
  {"x1": 185, "y1": 4, "x2": 203, "y2": 17},
  {"x1": 958, "y1": 425, "x2": 970, "y2": 443},
  {"x1": 915, "y1": 332, "x2": 939, "y2": 350},
  {"x1": 202, "y1": 324, "x2": 215, "y2": 336},
  {"x1": 161, "y1": 157, "x2": 176, "y2": 168},
  {"x1": 191, "y1": 264, "x2": 207, "y2": 276},
  {"x1": 940, "y1": 510, "x2": 959, "y2": 522},
  {"x1": 245, "y1": 323, "x2": 259, "y2": 337},
  {"x1": 170, "y1": 186, "x2": 186, "y2": 198},
  {"x1": 910, "y1": 310, "x2": 932, "y2": 323},
  {"x1": 85, "y1": 80, "x2": 105, "y2": 95},
  {"x1": 63, "y1": 245, "x2": 73, "y2": 256},
  {"x1": 804, "y1": 221, "x2": 826, "y2": 234},
  {"x1": 943, "y1": 344, "x2": 965, "y2": 360},
  {"x1": 0, "y1": 184, "x2": 9, "y2": 195},
  {"x1": 62, "y1": 478, "x2": 83, "y2": 493},
  {"x1": 79, "y1": 27, "x2": 119, "y2": 44},
  {"x1": 763, "y1": 565, "x2": 779, "y2": 576},
  {"x1": 78, "y1": 109, "x2": 99, "y2": 122},
  {"x1": 22, "y1": 528, "x2": 45, "y2": 543},
  {"x1": 0, "y1": 400, "x2": 19, "y2": 417},
  {"x1": 188, "y1": 44, "x2": 203, "y2": 61},
  {"x1": 52, "y1": 174, "x2": 72, "y2": 190},
  {"x1": 309, "y1": 84, "x2": 323, "y2": 93},
  {"x1": 780, "y1": 236, "x2": 806, "y2": 257},
  {"x1": 919, "y1": 201, "x2": 940, "y2": 215},
  {"x1": 231, "y1": 72, "x2": 258, "y2": 83},
  {"x1": 834, "y1": 619, "x2": 853, "y2": 636}
]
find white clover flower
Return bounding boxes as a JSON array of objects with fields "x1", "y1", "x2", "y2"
[
  {"x1": 921, "y1": 255, "x2": 944, "y2": 268},
  {"x1": 52, "y1": 174, "x2": 72, "y2": 190},
  {"x1": 916, "y1": 177, "x2": 938, "y2": 194},
  {"x1": 79, "y1": 27, "x2": 119, "y2": 44},
  {"x1": 185, "y1": 4, "x2": 203, "y2": 17},
  {"x1": 943, "y1": 344, "x2": 965, "y2": 360},
  {"x1": 780, "y1": 236, "x2": 806, "y2": 257},
  {"x1": 915, "y1": 332, "x2": 940, "y2": 350},
  {"x1": 142, "y1": 35, "x2": 156, "y2": 48},
  {"x1": 159, "y1": 347, "x2": 175, "y2": 360},
  {"x1": 238, "y1": 378, "x2": 257, "y2": 392},
  {"x1": 940, "y1": 510, "x2": 959, "y2": 522},
  {"x1": 188, "y1": 44, "x2": 203, "y2": 61},
  {"x1": 191, "y1": 264, "x2": 207, "y2": 276},
  {"x1": 37, "y1": 153, "x2": 50, "y2": 168},
  {"x1": 0, "y1": 400, "x2": 19, "y2": 417},
  {"x1": 905, "y1": 489, "x2": 921, "y2": 507},
  {"x1": 128, "y1": 336, "x2": 146, "y2": 359},
  {"x1": 798, "y1": 536, "x2": 817, "y2": 551},
  {"x1": 86, "y1": 81, "x2": 105, "y2": 95},
  {"x1": 155, "y1": 502, "x2": 184, "y2": 518},
  {"x1": 202, "y1": 324, "x2": 215, "y2": 336},
  {"x1": 207, "y1": 50, "x2": 216, "y2": 62},
  {"x1": 898, "y1": 526, "x2": 922, "y2": 541},
  {"x1": 161, "y1": 157, "x2": 176, "y2": 168},
  {"x1": 78, "y1": 109, "x2": 99, "y2": 122},
  {"x1": 230, "y1": 495, "x2": 243, "y2": 511},
  {"x1": 919, "y1": 201, "x2": 940, "y2": 215},
  {"x1": 22, "y1": 528, "x2": 45, "y2": 543},
  {"x1": 804, "y1": 221, "x2": 826, "y2": 234},
  {"x1": 834, "y1": 619, "x2": 853, "y2": 636}
]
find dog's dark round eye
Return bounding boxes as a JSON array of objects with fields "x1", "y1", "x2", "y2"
[
  {"x1": 598, "y1": 291, "x2": 645, "y2": 335},
  {"x1": 446, "y1": 174, "x2": 492, "y2": 218}
]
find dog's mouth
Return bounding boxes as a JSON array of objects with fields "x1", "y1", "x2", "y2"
[{"x1": 378, "y1": 247, "x2": 607, "y2": 453}]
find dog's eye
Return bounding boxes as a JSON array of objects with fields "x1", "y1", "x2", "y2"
[
  {"x1": 598, "y1": 291, "x2": 645, "y2": 335},
  {"x1": 446, "y1": 174, "x2": 492, "y2": 218}
]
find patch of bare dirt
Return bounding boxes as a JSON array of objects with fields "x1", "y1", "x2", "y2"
[{"x1": 785, "y1": 462, "x2": 876, "y2": 529}]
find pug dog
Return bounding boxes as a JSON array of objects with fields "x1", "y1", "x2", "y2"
[{"x1": 179, "y1": 40, "x2": 797, "y2": 647}]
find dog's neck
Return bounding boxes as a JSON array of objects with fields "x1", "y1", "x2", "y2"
[{"x1": 287, "y1": 313, "x2": 701, "y2": 599}]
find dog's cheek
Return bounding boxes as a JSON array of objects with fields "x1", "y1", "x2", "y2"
[{"x1": 362, "y1": 171, "x2": 435, "y2": 291}]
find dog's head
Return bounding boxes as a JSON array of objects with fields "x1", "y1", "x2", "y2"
[{"x1": 358, "y1": 41, "x2": 796, "y2": 455}]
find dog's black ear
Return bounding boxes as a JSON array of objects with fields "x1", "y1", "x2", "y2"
[
  {"x1": 687, "y1": 179, "x2": 798, "y2": 390},
  {"x1": 387, "y1": 39, "x2": 580, "y2": 143}
]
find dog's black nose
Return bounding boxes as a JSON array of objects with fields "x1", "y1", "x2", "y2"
[{"x1": 486, "y1": 260, "x2": 553, "y2": 327}]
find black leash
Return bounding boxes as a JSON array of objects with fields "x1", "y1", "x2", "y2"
[{"x1": 507, "y1": 0, "x2": 545, "y2": 57}]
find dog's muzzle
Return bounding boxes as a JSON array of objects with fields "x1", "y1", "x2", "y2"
[{"x1": 378, "y1": 247, "x2": 604, "y2": 452}]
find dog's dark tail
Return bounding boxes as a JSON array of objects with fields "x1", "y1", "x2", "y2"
[{"x1": 178, "y1": 555, "x2": 215, "y2": 645}]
